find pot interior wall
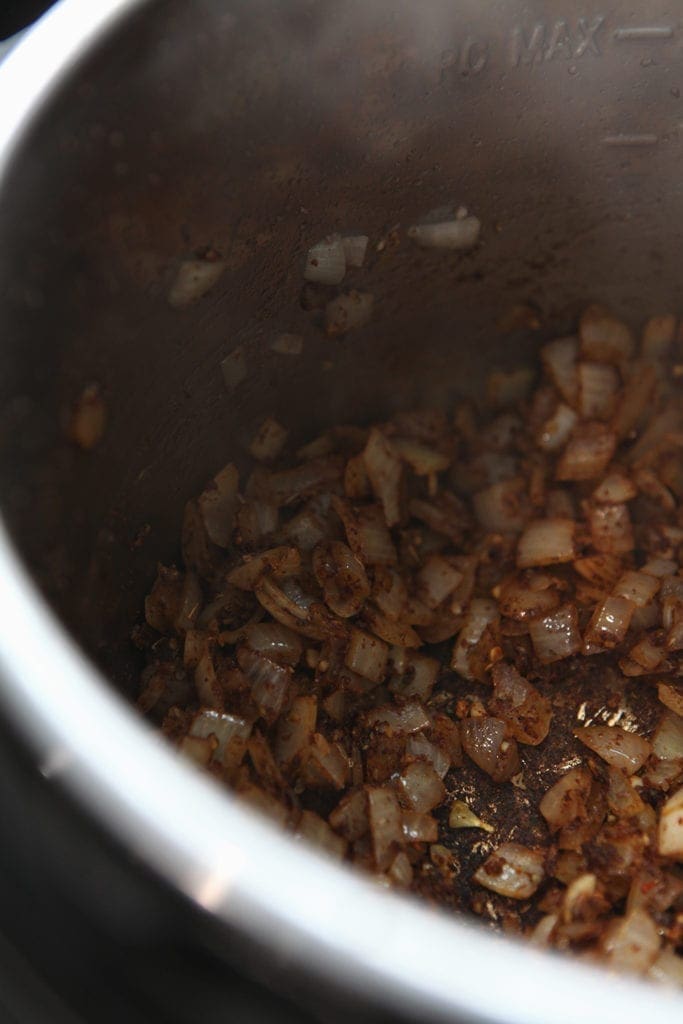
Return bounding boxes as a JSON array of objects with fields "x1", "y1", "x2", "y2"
[{"x1": 0, "y1": 0, "x2": 681, "y2": 696}]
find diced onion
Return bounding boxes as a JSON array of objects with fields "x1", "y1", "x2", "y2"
[
  {"x1": 613, "y1": 571, "x2": 660, "y2": 608},
  {"x1": 237, "y1": 646, "x2": 291, "y2": 722},
  {"x1": 529, "y1": 604, "x2": 581, "y2": 664},
  {"x1": 329, "y1": 789, "x2": 369, "y2": 841},
  {"x1": 325, "y1": 290, "x2": 374, "y2": 336},
  {"x1": 190, "y1": 709, "x2": 252, "y2": 772},
  {"x1": 402, "y1": 811, "x2": 438, "y2": 843},
  {"x1": 392, "y1": 438, "x2": 451, "y2": 475},
  {"x1": 461, "y1": 717, "x2": 520, "y2": 782},
  {"x1": 577, "y1": 361, "x2": 619, "y2": 420},
  {"x1": 541, "y1": 336, "x2": 579, "y2": 405},
  {"x1": 593, "y1": 470, "x2": 637, "y2": 504},
  {"x1": 345, "y1": 629, "x2": 389, "y2": 683},
  {"x1": 497, "y1": 571, "x2": 562, "y2": 622},
  {"x1": 168, "y1": 258, "x2": 225, "y2": 309},
  {"x1": 367, "y1": 786, "x2": 404, "y2": 871},
  {"x1": 579, "y1": 305, "x2": 634, "y2": 364},
  {"x1": 583, "y1": 596, "x2": 635, "y2": 651},
  {"x1": 363, "y1": 428, "x2": 403, "y2": 528},
  {"x1": 602, "y1": 908, "x2": 660, "y2": 974},
  {"x1": 249, "y1": 417, "x2": 289, "y2": 463},
  {"x1": 588, "y1": 503, "x2": 634, "y2": 555},
  {"x1": 303, "y1": 234, "x2": 346, "y2": 285},
  {"x1": 517, "y1": 518, "x2": 575, "y2": 568},
  {"x1": 274, "y1": 695, "x2": 317, "y2": 765},
  {"x1": 342, "y1": 235, "x2": 369, "y2": 268},
  {"x1": 473, "y1": 478, "x2": 529, "y2": 534},
  {"x1": 574, "y1": 725, "x2": 651, "y2": 775},
  {"x1": 537, "y1": 402, "x2": 578, "y2": 453},
  {"x1": 489, "y1": 662, "x2": 551, "y2": 745},
  {"x1": 365, "y1": 701, "x2": 431, "y2": 735},
  {"x1": 658, "y1": 685, "x2": 683, "y2": 719},
  {"x1": 197, "y1": 463, "x2": 239, "y2": 547},
  {"x1": 451, "y1": 599, "x2": 499, "y2": 681},
  {"x1": 474, "y1": 843, "x2": 545, "y2": 899},
  {"x1": 228, "y1": 546, "x2": 301, "y2": 589},
  {"x1": 313, "y1": 541, "x2": 370, "y2": 618},
  {"x1": 556, "y1": 422, "x2": 617, "y2": 481},
  {"x1": 398, "y1": 761, "x2": 446, "y2": 812}
]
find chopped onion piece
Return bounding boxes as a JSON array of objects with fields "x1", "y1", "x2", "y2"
[
  {"x1": 407, "y1": 216, "x2": 480, "y2": 250},
  {"x1": 242, "y1": 623, "x2": 303, "y2": 665},
  {"x1": 296, "y1": 810, "x2": 347, "y2": 860},
  {"x1": 517, "y1": 518, "x2": 575, "y2": 568},
  {"x1": 577, "y1": 362, "x2": 619, "y2": 420},
  {"x1": 402, "y1": 811, "x2": 438, "y2": 843},
  {"x1": 329, "y1": 789, "x2": 369, "y2": 841},
  {"x1": 389, "y1": 652, "x2": 440, "y2": 701},
  {"x1": 313, "y1": 541, "x2": 370, "y2": 618},
  {"x1": 302, "y1": 734, "x2": 350, "y2": 789},
  {"x1": 529, "y1": 604, "x2": 581, "y2": 664},
  {"x1": 189, "y1": 710, "x2": 252, "y2": 771},
  {"x1": 194, "y1": 650, "x2": 223, "y2": 710},
  {"x1": 579, "y1": 305, "x2": 634, "y2": 364},
  {"x1": 602, "y1": 908, "x2": 660, "y2": 974},
  {"x1": 237, "y1": 646, "x2": 291, "y2": 722},
  {"x1": 409, "y1": 493, "x2": 467, "y2": 544},
  {"x1": 363, "y1": 429, "x2": 403, "y2": 528},
  {"x1": 274, "y1": 695, "x2": 317, "y2": 765},
  {"x1": 556, "y1": 422, "x2": 617, "y2": 481},
  {"x1": 334, "y1": 498, "x2": 398, "y2": 566},
  {"x1": 650, "y1": 948, "x2": 683, "y2": 986},
  {"x1": 651, "y1": 712, "x2": 683, "y2": 762},
  {"x1": 345, "y1": 629, "x2": 389, "y2": 683},
  {"x1": 303, "y1": 234, "x2": 346, "y2": 285},
  {"x1": 473, "y1": 478, "x2": 529, "y2": 534},
  {"x1": 249, "y1": 417, "x2": 289, "y2": 463},
  {"x1": 406, "y1": 731, "x2": 450, "y2": 778},
  {"x1": 198, "y1": 463, "x2": 239, "y2": 547},
  {"x1": 461, "y1": 717, "x2": 520, "y2": 782},
  {"x1": 640, "y1": 557, "x2": 678, "y2": 578},
  {"x1": 497, "y1": 571, "x2": 562, "y2": 622},
  {"x1": 342, "y1": 234, "x2": 369, "y2": 268},
  {"x1": 325, "y1": 290, "x2": 374, "y2": 336},
  {"x1": 540, "y1": 767, "x2": 592, "y2": 829},
  {"x1": 489, "y1": 662, "x2": 551, "y2": 745},
  {"x1": 448, "y1": 800, "x2": 494, "y2": 833},
  {"x1": 613, "y1": 571, "x2": 660, "y2": 608},
  {"x1": 583, "y1": 596, "x2": 635, "y2": 651},
  {"x1": 365, "y1": 701, "x2": 431, "y2": 735},
  {"x1": 365, "y1": 606, "x2": 422, "y2": 649},
  {"x1": 417, "y1": 555, "x2": 464, "y2": 609},
  {"x1": 265, "y1": 456, "x2": 344, "y2": 507},
  {"x1": 398, "y1": 761, "x2": 445, "y2": 812},
  {"x1": 537, "y1": 402, "x2": 578, "y2": 453},
  {"x1": 541, "y1": 336, "x2": 579, "y2": 405},
  {"x1": 168, "y1": 258, "x2": 225, "y2": 309},
  {"x1": 574, "y1": 725, "x2": 651, "y2": 775},
  {"x1": 474, "y1": 843, "x2": 545, "y2": 900},
  {"x1": 588, "y1": 503, "x2": 634, "y2": 555},
  {"x1": 228, "y1": 546, "x2": 301, "y2": 589},
  {"x1": 659, "y1": 786, "x2": 683, "y2": 858},
  {"x1": 613, "y1": 362, "x2": 657, "y2": 439},
  {"x1": 593, "y1": 470, "x2": 637, "y2": 504},
  {"x1": 180, "y1": 734, "x2": 215, "y2": 766},
  {"x1": 366, "y1": 787, "x2": 404, "y2": 871}
]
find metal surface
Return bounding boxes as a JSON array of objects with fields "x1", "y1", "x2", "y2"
[{"x1": 0, "y1": 0, "x2": 682, "y2": 1020}]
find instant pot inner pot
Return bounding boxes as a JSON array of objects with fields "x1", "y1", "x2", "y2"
[{"x1": 0, "y1": 0, "x2": 680, "y2": 695}]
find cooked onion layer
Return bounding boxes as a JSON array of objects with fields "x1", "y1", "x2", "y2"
[{"x1": 137, "y1": 306, "x2": 683, "y2": 982}]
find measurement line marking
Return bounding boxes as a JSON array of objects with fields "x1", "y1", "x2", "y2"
[
  {"x1": 613, "y1": 26, "x2": 673, "y2": 41},
  {"x1": 602, "y1": 133, "x2": 659, "y2": 147}
]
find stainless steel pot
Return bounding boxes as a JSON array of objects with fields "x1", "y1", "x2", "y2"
[{"x1": 0, "y1": 0, "x2": 682, "y2": 1020}]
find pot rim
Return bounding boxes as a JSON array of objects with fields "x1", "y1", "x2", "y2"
[{"x1": 0, "y1": 2, "x2": 679, "y2": 1020}]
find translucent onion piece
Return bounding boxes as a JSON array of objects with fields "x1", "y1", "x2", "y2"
[
  {"x1": 574, "y1": 725, "x2": 651, "y2": 775},
  {"x1": 302, "y1": 734, "x2": 350, "y2": 789},
  {"x1": 649, "y1": 948, "x2": 683, "y2": 986},
  {"x1": 364, "y1": 606, "x2": 422, "y2": 649},
  {"x1": 237, "y1": 646, "x2": 291, "y2": 722},
  {"x1": 588, "y1": 503, "x2": 634, "y2": 555},
  {"x1": 389, "y1": 652, "x2": 440, "y2": 701},
  {"x1": 448, "y1": 800, "x2": 494, "y2": 833},
  {"x1": 366, "y1": 786, "x2": 404, "y2": 871},
  {"x1": 541, "y1": 336, "x2": 579, "y2": 405},
  {"x1": 651, "y1": 711, "x2": 683, "y2": 762},
  {"x1": 407, "y1": 216, "x2": 480, "y2": 250},
  {"x1": 402, "y1": 811, "x2": 438, "y2": 843},
  {"x1": 613, "y1": 570, "x2": 660, "y2": 608},
  {"x1": 573, "y1": 554, "x2": 623, "y2": 589},
  {"x1": 180, "y1": 734, "x2": 215, "y2": 766},
  {"x1": 659, "y1": 786, "x2": 683, "y2": 858},
  {"x1": 487, "y1": 367, "x2": 535, "y2": 407},
  {"x1": 271, "y1": 333, "x2": 303, "y2": 356},
  {"x1": 274, "y1": 695, "x2": 317, "y2": 765},
  {"x1": 579, "y1": 305, "x2": 634, "y2": 365},
  {"x1": 473, "y1": 478, "x2": 530, "y2": 534},
  {"x1": 363, "y1": 428, "x2": 403, "y2": 528},
  {"x1": 228, "y1": 546, "x2": 301, "y2": 590},
  {"x1": 398, "y1": 761, "x2": 446, "y2": 813},
  {"x1": 642, "y1": 314, "x2": 676, "y2": 361},
  {"x1": 168, "y1": 258, "x2": 225, "y2": 309},
  {"x1": 529, "y1": 604, "x2": 581, "y2": 664},
  {"x1": 365, "y1": 701, "x2": 431, "y2": 736},
  {"x1": 280, "y1": 504, "x2": 329, "y2": 553},
  {"x1": 242, "y1": 622, "x2": 303, "y2": 665},
  {"x1": 613, "y1": 362, "x2": 658, "y2": 439},
  {"x1": 497, "y1": 571, "x2": 562, "y2": 622},
  {"x1": 313, "y1": 541, "x2": 370, "y2": 618},
  {"x1": 577, "y1": 361, "x2": 619, "y2": 420},
  {"x1": 583, "y1": 596, "x2": 635, "y2": 651},
  {"x1": 537, "y1": 402, "x2": 578, "y2": 453},
  {"x1": 658, "y1": 684, "x2": 683, "y2": 719},
  {"x1": 540, "y1": 767, "x2": 592, "y2": 829},
  {"x1": 474, "y1": 843, "x2": 545, "y2": 900},
  {"x1": 249, "y1": 417, "x2": 289, "y2": 463},
  {"x1": 388, "y1": 850, "x2": 414, "y2": 886},
  {"x1": 265, "y1": 456, "x2": 344, "y2": 507},
  {"x1": 197, "y1": 463, "x2": 239, "y2": 548},
  {"x1": 593, "y1": 470, "x2": 637, "y2": 504},
  {"x1": 602, "y1": 908, "x2": 660, "y2": 974},
  {"x1": 556, "y1": 422, "x2": 617, "y2": 481},
  {"x1": 303, "y1": 234, "x2": 346, "y2": 285},
  {"x1": 329, "y1": 789, "x2": 369, "y2": 841},
  {"x1": 189, "y1": 709, "x2": 252, "y2": 772},
  {"x1": 517, "y1": 518, "x2": 575, "y2": 568},
  {"x1": 345, "y1": 629, "x2": 389, "y2": 683},
  {"x1": 461, "y1": 717, "x2": 520, "y2": 782},
  {"x1": 406, "y1": 731, "x2": 450, "y2": 778},
  {"x1": 325, "y1": 290, "x2": 374, "y2": 336},
  {"x1": 373, "y1": 568, "x2": 408, "y2": 621},
  {"x1": 417, "y1": 555, "x2": 464, "y2": 609},
  {"x1": 641, "y1": 557, "x2": 679, "y2": 578},
  {"x1": 408, "y1": 492, "x2": 467, "y2": 544},
  {"x1": 489, "y1": 662, "x2": 551, "y2": 746},
  {"x1": 344, "y1": 453, "x2": 370, "y2": 499}
]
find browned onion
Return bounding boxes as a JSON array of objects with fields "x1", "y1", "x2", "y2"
[
  {"x1": 574, "y1": 725, "x2": 651, "y2": 775},
  {"x1": 313, "y1": 541, "x2": 370, "y2": 618},
  {"x1": 461, "y1": 718, "x2": 520, "y2": 782},
  {"x1": 489, "y1": 662, "x2": 551, "y2": 745},
  {"x1": 473, "y1": 843, "x2": 545, "y2": 900},
  {"x1": 517, "y1": 518, "x2": 575, "y2": 568}
]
